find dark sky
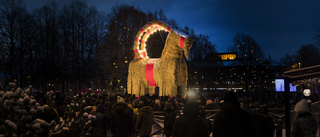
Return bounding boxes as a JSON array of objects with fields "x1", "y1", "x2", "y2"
[{"x1": 25, "y1": 0, "x2": 320, "y2": 62}]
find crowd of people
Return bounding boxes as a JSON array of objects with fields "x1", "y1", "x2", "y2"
[
  {"x1": 77, "y1": 91, "x2": 318, "y2": 137},
  {"x1": 14, "y1": 87, "x2": 318, "y2": 137}
]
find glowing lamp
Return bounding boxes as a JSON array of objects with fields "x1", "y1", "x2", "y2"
[
  {"x1": 303, "y1": 89, "x2": 311, "y2": 97},
  {"x1": 188, "y1": 91, "x2": 195, "y2": 97}
]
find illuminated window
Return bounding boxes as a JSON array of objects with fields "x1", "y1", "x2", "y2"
[{"x1": 218, "y1": 54, "x2": 236, "y2": 60}]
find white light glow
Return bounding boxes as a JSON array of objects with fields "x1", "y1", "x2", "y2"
[{"x1": 303, "y1": 89, "x2": 311, "y2": 96}]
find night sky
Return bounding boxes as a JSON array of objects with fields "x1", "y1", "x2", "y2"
[{"x1": 25, "y1": 0, "x2": 320, "y2": 62}]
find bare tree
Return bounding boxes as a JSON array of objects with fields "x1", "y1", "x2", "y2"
[
  {"x1": 57, "y1": 1, "x2": 106, "y2": 92},
  {"x1": 280, "y1": 53, "x2": 297, "y2": 67},
  {"x1": 0, "y1": 0, "x2": 34, "y2": 86},
  {"x1": 97, "y1": 4, "x2": 148, "y2": 91},
  {"x1": 296, "y1": 44, "x2": 320, "y2": 67},
  {"x1": 228, "y1": 32, "x2": 266, "y2": 92},
  {"x1": 228, "y1": 32, "x2": 265, "y2": 66},
  {"x1": 32, "y1": 1, "x2": 61, "y2": 90}
]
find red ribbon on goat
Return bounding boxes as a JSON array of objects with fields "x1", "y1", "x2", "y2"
[
  {"x1": 180, "y1": 37, "x2": 185, "y2": 48},
  {"x1": 145, "y1": 59, "x2": 158, "y2": 87},
  {"x1": 134, "y1": 49, "x2": 139, "y2": 57},
  {"x1": 140, "y1": 52, "x2": 146, "y2": 59}
]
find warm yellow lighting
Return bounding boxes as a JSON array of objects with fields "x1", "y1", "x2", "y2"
[{"x1": 219, "y1": 54, "x2": 236, "y2": 60}]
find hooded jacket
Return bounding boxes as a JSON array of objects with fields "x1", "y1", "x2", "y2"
[
  {"x1": 136, "y1": 106, "x2": 154, "y2": 136},
  {"x1": 110, "y1": 102, "x2": 134, "y2": 137},
  {"x1": 292, "y1": 112, "x2": 318, "y2": 137},
  {"x1": 292, "y1": 99, "x2": 318, "y2": 137},
  {"x1": 173, "y1": 101, "x2": 209, "y2": 137}
]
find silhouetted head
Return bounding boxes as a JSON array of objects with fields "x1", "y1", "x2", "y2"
[
  {"x1": 165, "y1": 101, "x2": 173, "y2": 110},
  {"x1": 294, "y1": 99, "x2": 310, "y2": 114},
  {"x1": 259, "y1": 104, "x2": 268, "y2": 114},
  {"x1": 224, "y1": 91, "x2": 238, "y2": 104},
  {"x1": 96, "y1": 104, "x2": 105, "y2": 113},
  {"x1": 183, "y1": 101, "x2": 199, "y2": 116}
]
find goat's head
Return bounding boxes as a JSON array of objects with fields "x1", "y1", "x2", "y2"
[{"x1": 181, "y1": 36, "x2": 193, "y2": 60}]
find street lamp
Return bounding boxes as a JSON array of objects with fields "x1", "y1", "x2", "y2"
[{"x1": 303, "y1": 89, "x2": 311, "y2": 97}]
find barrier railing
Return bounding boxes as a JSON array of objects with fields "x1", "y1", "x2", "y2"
[{"x1": 153, "y1": 108, "x2": 294, "y2": 137}]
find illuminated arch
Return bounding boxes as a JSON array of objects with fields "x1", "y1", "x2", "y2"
[{"x1": 133, "y1": 21, "x2": 171, "y2": 59}]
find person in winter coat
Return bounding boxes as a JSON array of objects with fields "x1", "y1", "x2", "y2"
[
  {"x1": 200, "y1": 108, "x2": 213, "y2": 136},
  {"x1": 58, "y1": 95, "x2": 72, "y2": 116},
  {"x1": 152, "y1": 99, "x2": 162, "y2": 111},
  {"x1": 108, "y1": 93, "x2": 117, "y2": 112},
  {"x1": 110, "y1": 102, "x2": 135, "y2": 137},
  {"x1": 213, "y1": 91, "x2": 256, "y2": 137},
  {"x1": 172, "y1": 101, "x2": 209, "y2": 137},
  {"x1": 257, "y1": 104, "x2": 274, "y2": 137},
  {"x1": 291, "y1": 99, "x2": 318, "y2": 137},
  {"x1": 241, "y1": 98, "x2": 260, "y2": 137},
  {"x1": 106, "y1": 93, "x2": 117, "y2": 126},
  {"x1": 136, "y1": 103, "x2": 154, "y2": 137},
  {"x1": 164, "y1": 102, "x2": 176, "y2": 137},
  {"x1": 92, "y1": 104, "x2": 108, "y2": 137}
]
